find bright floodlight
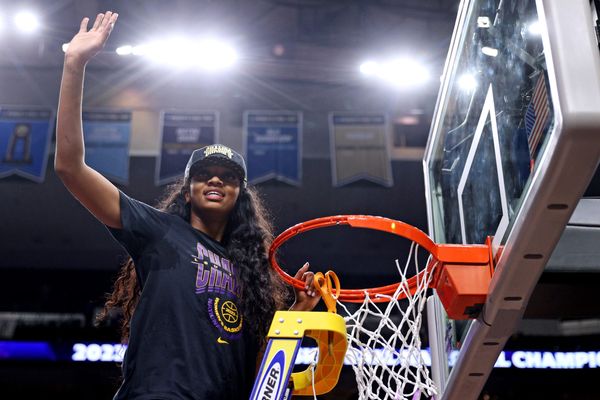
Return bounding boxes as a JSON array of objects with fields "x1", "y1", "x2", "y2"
[
  {"x1": 360, "y1": 58, "x2": 430, "y2": 88},
  {"x1": 379, "y1": 58, "x2": 430, "y2": 88},
  {"x1": 528, "y1": 20, "x2": 542, "y2": 36},
  {"x1": 457, "y1": 73, "x2": 477, "y2": 92},
  {"x1": 139, "y1": 37, "x2": 238, "y2": 70},
  {"x1": 14, "y1": 11, "x2": 40, "y2": 33},
  {"x1": 116, "y1": 45, "x2": 133, "y2": 56},
  {"x1": 132, "y1": 44, "x2": 149, "y2": 56},
  {"x1": 359, "y1": 61, "x2": 379, "y2": 76},
  {"x1": 196, "y1": 39, "x2": 238, "y2": 70}
]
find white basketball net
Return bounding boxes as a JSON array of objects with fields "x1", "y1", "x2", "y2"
[{"x1": 336, "y1": 243, "x2": 438, "y2": 400}]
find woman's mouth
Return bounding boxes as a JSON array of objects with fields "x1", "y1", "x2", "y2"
[{"x1": 204, "y1": 190, "x2": 225, "y2": 201}]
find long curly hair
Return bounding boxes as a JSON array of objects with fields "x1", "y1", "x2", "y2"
[{"x1": 98, "y1": 178, "x2": 289, "y2": 345}]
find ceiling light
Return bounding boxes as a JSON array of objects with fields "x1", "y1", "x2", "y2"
[
  {"x1": 137, "y1": 37, "x2": 238, "y2": 70},
  {"x1": 116, "y1": 45, "x2": 133, "y2": 56},
  {"x1": 380, "y1": 58, "x2": 430, "y2": 88},
  {"x1": 132, "y1": 44, "x2": 149, "y2": 56},
  {"x1": 359, "y1": 61, "x2": 379, "y2": 76},
  {"x1": 14, "y1": 11, "x2": 40, "y2": 33},
  {"x1": 196, "y1": 39, "x2": 238, "y2": 70}
]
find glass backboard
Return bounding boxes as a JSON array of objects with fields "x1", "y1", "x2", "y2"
[
  {"x1": 424, "y1": 0, "x2": 600, "y2": 398},
  {"x1": 426, "y1": 0, "x2": 552, "y2": 251}
]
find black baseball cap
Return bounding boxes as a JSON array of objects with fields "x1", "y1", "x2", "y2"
[{"x1": 184, "y1": 144, "x2": 247, "y2": 187}]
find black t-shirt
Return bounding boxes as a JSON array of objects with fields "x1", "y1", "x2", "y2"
[{"x1": 108, "y1": 192, "x2": 259, "y2": 400}]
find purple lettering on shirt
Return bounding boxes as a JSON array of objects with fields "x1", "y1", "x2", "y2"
[
  {"x1": 208, "y1": 250, "x2": 221, "y2": 267},
  {"x1": 195, "y1": 265, "x2": 211, "y2": 293},
  {"x1": 209, "y1": 267, "x2": 222, "y2": 289},
  {"x1": 193, "y1": 241, "x2": 240, "y2": 297},
  {"x1": 221, "y1": 272, "x2": 233, "y2": 292},
  {"x1": 196, "y1": 243, "x2": 210, "y2": 259},
  {"x1": 221, "y1": 258, "x2": 231, "y2": 274}
]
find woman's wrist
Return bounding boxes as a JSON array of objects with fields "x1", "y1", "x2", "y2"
[{"x1": 64, "y1": 53, "x2": 87, "y2": 73}]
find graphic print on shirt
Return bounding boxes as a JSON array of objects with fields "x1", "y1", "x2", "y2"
[
  {"x1": 208, "y1": 297, "x2": 242, "y2": 340},
  {"x1": 193, "y1": 242, "x2": 243, "y2": 340}
]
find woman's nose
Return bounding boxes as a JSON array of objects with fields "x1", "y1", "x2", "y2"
[{"x1": 207, "y1": 175, "x2": 223, "y2": 185}]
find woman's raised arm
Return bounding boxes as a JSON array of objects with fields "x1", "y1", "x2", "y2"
[{"x1": 55, "y1": 11, "x2": 122, "y2": 228}]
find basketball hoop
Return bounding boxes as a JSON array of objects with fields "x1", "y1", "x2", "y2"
[{"x1": 269, "y1": 215, "x2": 493, "y2": 400}]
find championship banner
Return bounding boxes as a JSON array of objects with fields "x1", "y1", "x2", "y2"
[
  {"x1": 0, "y1": 107, "x2": 53, "y2": 183},
  {"x1": 156, "y1": 111, "x2": 218, "y2": 185},
  {"x1": 244, "y1": 111, "x2": 302, "y2": 185},
  {"x1": 329, "y1": 113, "x2": 393, "y2": 187},
  {"x1": 82, "y1": 110, "x2": 131, "y2": 185}
]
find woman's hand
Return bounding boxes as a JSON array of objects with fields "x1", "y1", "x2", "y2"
[
  {"x1": 65, "y1": 11, "x2": 119, "y2": 68},
  {"x1": 289, "y1": 262, "x2": 321, "y2": 312}
]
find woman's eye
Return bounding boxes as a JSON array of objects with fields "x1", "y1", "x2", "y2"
[{"x1": 194, "y1": 170, "x2": 237, "y2": 184}]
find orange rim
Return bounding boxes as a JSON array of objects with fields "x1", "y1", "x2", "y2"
[{"x1": 269, "y1": 215, "x2": 441, "y2": 302}]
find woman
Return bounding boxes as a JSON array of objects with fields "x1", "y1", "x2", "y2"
[{"x1": 55, "y1": 11, "x2": 320, "y2": 399}]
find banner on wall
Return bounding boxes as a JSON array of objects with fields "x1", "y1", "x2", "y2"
[
  {"x1": 329, "y1": 113, "x2": 393, "y2": 187},
  {"x1": 243, "y1": 110, "x2": 302, "y2": 185},
  {"x1": 0, "y1": 107, "x2": 53, "y2": 182},
  {"x1": 82, "y1": 110, "x2": 132, "y2": 185},
  {"x1": 156, "y1": 111, "x2": 218, "y2": 185}
]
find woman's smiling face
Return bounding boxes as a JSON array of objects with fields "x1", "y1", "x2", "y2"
[{"x1": 186, "y1": 165, "x2": 241, "y2": 218}]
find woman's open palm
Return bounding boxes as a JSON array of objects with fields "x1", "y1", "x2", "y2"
[{"x1": 66, "y1": 11, "x2": 118, "y2": 65}]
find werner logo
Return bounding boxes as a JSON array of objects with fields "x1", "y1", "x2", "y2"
[{"x1": 252, "y1": 350, "x2": 286, "y2": 400}]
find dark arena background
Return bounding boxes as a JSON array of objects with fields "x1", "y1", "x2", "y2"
[{"x1": 1, "y1": 1, "x2": 599, "y2": 399}]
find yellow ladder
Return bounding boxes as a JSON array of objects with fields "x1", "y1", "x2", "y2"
[{"x1": 250, "y1": 310, "x2": 347, "y2": 400}]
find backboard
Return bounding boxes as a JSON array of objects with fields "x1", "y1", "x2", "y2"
[{"x1": 423, "y1": 0, "x2": 600, "y2": 399}]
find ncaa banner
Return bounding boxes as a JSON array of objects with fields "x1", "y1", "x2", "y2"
[
  {"x1": 329, "y1": 113, "x2": 393, "y2": 187},
  {"x1": 0, "y1": 107, "x2": 53, "y2": 183},
  {"x1": 243, "y1": 111, "x2": 302, "y2": 185},
  {"x1": 82, "y1": 110, "x2": 131, "y2": 185},
  {"x1": 156, "y1": 110, "x2": 218, "y2": 185}
]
